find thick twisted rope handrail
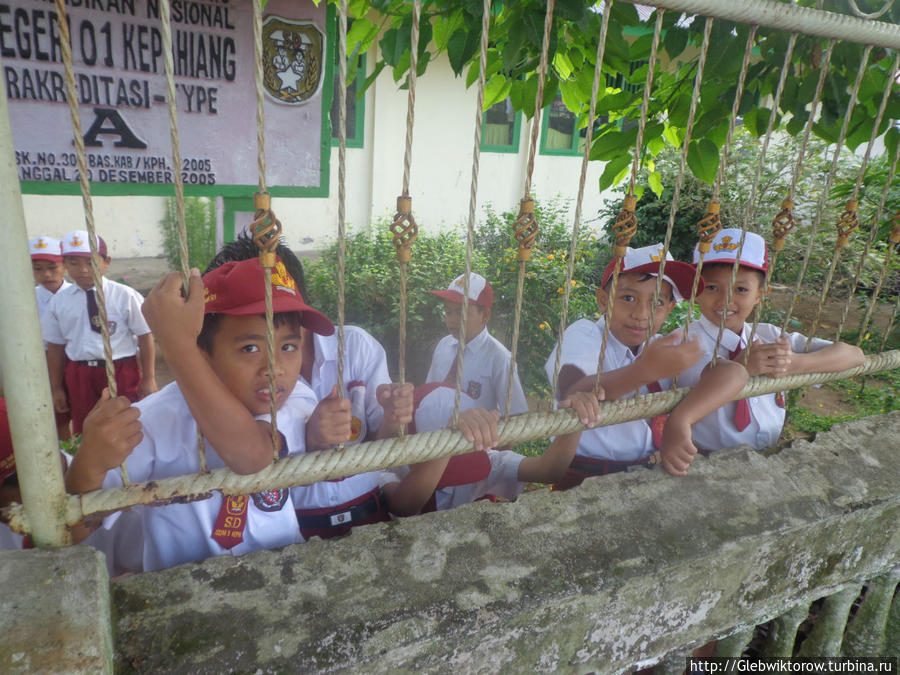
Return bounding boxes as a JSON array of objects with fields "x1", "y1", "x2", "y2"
[
  {"x1": 626, "y1": 10, "x2": 664, "y2": 198},
  {"x1": 8, "y1": 350, "x2": 898, "y2": 535},
  {"x1": 550, "y1": 0, "x2": 612, "y2": 397},
  {"x1": 453, "y1": 0, "x2": 491, "y2": 423},
  {"x1": 159, "y1": 0, "x2": 208, "y2": 471},
  {"x1": 776, "y1": 41, "x2": 835, "y2": 335},
  {"x1": 624, "y1": 0, "x2": 900, "y2": 49},
  {"x1": 833, "y1": 56, "x2": 899, "y2": 341},
  {"x1": 804, "y1": 45, "x2": 873, "y2": 345},
  {"x1": 53, "y1": 0, "x2": 129, "y2": 485},
  {"x1": 502, "y1": 0, "x2": 554, "y2": 416}
]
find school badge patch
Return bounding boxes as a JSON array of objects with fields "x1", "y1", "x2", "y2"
[
  {"x1": 251, "y1": 488, "x2": 288, "y2": 512},
  {"x1": 466, "y1": 381, "x2": 482, "y2": 399},
  {"x1": 262, "y1": 18, "x2": 324, "y2": 105}
]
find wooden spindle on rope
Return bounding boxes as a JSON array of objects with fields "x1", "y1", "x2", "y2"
[
  {"x1": 513, "y1": 197, "x2": 539, "y2": 260},
  {"x1": 684, "y1": 199, "x2": 722, "y2": 361},
  {"x1": 250, "y1": 191, "x2": 283, "y2": 460},
  {"x1": 390, "y1": 194, "x2": 418, "y2": 395}
]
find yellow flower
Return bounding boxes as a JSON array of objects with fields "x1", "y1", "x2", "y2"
[
  {"x1": 570, "y1": 280, "x2": 577, "y2": 286},
  {"x1": 557, "y1": 287, "x2": 564, "y2": 294},
  {"x1": 547, "y1": 254, "x2": 555, "y2": 260},
  {"x1": 539, "y1": 322, "x2": 549, "y2": 331}
]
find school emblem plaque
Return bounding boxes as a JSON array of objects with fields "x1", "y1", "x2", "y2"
[{"x1": 262, "y1": 17, "x2": 324, "y2": 105}]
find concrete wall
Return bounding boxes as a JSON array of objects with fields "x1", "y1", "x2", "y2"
[
  {"x1": 98, "y1": 412, "x2": 900, "y2": 673},
  {"x1": 19, "y1": 51, "x2": 612, "y2": 258}
]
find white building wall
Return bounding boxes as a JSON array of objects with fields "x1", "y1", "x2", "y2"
[{"x1": 21, "y1": 51, "x2": 614, "y2": 257}]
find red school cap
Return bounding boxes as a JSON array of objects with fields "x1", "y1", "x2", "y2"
[
  {"x1": 429, "y1": 272, "x2": 494, "y2": 309},
  {"x1": 29, "y1": 236, "x2": 63, "y2": 263},
  {"x1": 202, "y1": 257, "x2": 335, "y2": 336},
  {"x1": 61, "y1": 230, "x2": 108, "y2": 258}
]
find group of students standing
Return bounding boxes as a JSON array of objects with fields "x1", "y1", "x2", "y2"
[{"x1": 0, "y1": 226, "x2": 864, "y2": 574}]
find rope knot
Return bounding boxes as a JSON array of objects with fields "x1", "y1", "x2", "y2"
[
  {"x1": 513, "y1": 198, "x2": 538, "y2": 261},
  {"x1": 613, "y1": 194, "x2": 638, "y2": 256},
  {"x1": 836, "y1": 199, "x2": 859, "y2": 248},
  {"x1": 696, "y1": 200, "x2": 722, "y2": 254},
  {"x1": 391, "y1": 194, "x2": 418, "y2": 263},
  {"x1": 251, "y1": 192, "x2": 282, "y2": 268},
  {"x1": 771, "y1": 199, "x2": 797, "y2": 252}
]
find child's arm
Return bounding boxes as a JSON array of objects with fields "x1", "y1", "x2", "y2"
[
  {"x1": 382, "y1": 408, "x2": 499, "y2": 516},
  {"x1": 374, "y1": 383, "x2": 414, "y2": 439},
  {"x1": 660, "y1": 360, "x2": 749, "y2": 477},
  {"x1": 136, "y1": 333, "x2": 158, "y2": 398},
  {"x1": 141, "y1": 270, "x2": 273, "y2": 475},
  {"x1": 785, "y1": 340, "x2": 865, "y2": 375},
  {"x1": 557, "y1": 333, "x2": 702, "y2": 401},
  {"x1": 45, "y1": 342, "x2": 69, "y2": 413},
  {"x1": 516, "y1": 390, "x2": 603, "y2": 484},
  {"x1": 305, "y1": 385, "x2": 353, "y2": 451},
  {"x1": 65, "y1": 390, "x2": 142, "y2": 542}
]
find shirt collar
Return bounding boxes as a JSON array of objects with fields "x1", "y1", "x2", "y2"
[
  {"x1": 446, "y1": 326, "x2": 489, "y2": 351},
  {"x1": 697, "y1": 314, "x2": 744, "y2": 352}
]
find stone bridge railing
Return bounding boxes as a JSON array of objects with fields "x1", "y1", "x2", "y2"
[{"x1": 3, "y1": 412, "x2": 899, "y2": 673}]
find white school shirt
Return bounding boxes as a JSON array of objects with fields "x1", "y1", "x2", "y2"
[
  {"x1": 408, "y1": 386, "x2": 525, "y2": 510},
  {"x1": 290, "y1": 326, "x2": 393, "y2": 511},
  {"x1": 100, "y1": 381, "x2": 317, "y2": 572},
  {"x1": 35, "y1": 281, "x2": 72, "y2": 347},
  {"x1": 41, "y1": 277, "x2": 150, "y2": 361},
  {"x1": 426, "y1": 327, "x2": 528, "y2": 416},
  {"x1": 544, "y1": 317, "x2": 669, "y2": 462},
  {"x1": 678, "y1": 315, "x2": 831, "y2": 452}
]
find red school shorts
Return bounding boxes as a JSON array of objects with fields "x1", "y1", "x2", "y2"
[{"x1": 64, "y1": 357, "x2": 141, "y2": 434}]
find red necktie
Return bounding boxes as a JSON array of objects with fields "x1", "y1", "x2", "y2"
[
  {"x1": 728, "y1": 345, "x2": 751, "y2": 431},
  {"x1": 211, "y1": 495, "x2": 249, "y2": 549},
  {"x1": 444, "y1": 352, "x2": 460, "y2": 385},
  {"x1": 645, "y1": 380, "x2": 668, "y2": 450}
]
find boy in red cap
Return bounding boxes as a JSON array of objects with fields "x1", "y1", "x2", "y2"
[
  {"x1": 426, "y1": 272, "x2": 527, "y2": 416},
  {"x1": 29, "y1": 235, "x2": 73, "y2": 439},
  {"x1": 41, "y1": 230, "x2": 157, "y2": 434},
  {"x1": 545, "y1": 243, "x2": 749, "y2": 485},
  {"x1": 671, "y1": 229, "x2": 865, "y2": 473}
]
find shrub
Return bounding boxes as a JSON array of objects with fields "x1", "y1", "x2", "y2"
[{"x1": 159, "y1": 196, "x2": 216, "y2": 272}]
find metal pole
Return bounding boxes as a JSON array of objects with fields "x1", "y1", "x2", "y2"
[{"x1": 0, "y1": 54, "x2": 71, "y2": 547}]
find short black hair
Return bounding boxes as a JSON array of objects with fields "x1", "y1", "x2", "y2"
[
  {"x1": 204, "y1": 231, "x2": 308, "y2": 301},
  {"x1": 197, "y1": 311, "x2": 303, "y2": 354}
]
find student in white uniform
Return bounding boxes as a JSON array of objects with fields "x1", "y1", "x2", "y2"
[
  {"x1": 384, "y1": 383, "x2": 602, "y2": 512},
  {"x1": 427, "y1": 273, "x2": 528, "y2": 416},
  {"x1": 674, "y1": 229, "x2": 865, "y2": 466},
  {"x1": 65, "y1": 256, "x2": 339, "y2": 571},
  {"x1": 203, "y1": 235, "x2": 417, "y2": 541},
  {"x1": 546, "y1": 243, "x2": 749, "y2": 484},
  {"x1": 29, "y1": 236, "x2": 73, "y2": 440},
  {"x1": 41, "y1": 230, "x2": 157, "y2": 434}
]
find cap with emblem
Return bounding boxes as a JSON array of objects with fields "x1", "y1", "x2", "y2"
[
  {"x1": 429, "y1": 272, "x2": 494, "y2": 309},
  {"x1": 602, "y1": 243, "x2": 700, "y2": 302},
  {"x1": 693, "y1": 228, "x2": 768, "y2": 272},
  {"x1": 61, "y1": 230, "x2": 108, "y2": 258},
  {"x1": 202, "y1": 257, "x2": 334, "y2": 335},
  {"x1": 29, "y1": 236, "x2": 63, "y2": 263}
]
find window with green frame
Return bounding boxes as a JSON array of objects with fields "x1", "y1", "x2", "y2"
[
  {"x1": 481, "y1": 99, "x2": 521, "y2": 153},
  {"x1": 330, "y1": 54, "x2": 365, "y2": 148}
]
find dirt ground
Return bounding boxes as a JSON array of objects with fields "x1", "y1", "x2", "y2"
[{"x1": 112, "y1": 258, "x2": 887, "y2": 417}]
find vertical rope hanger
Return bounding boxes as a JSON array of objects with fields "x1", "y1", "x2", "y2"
[
  {"x1": 802, "y1": 44, "x2": 874, "y2": 347},
  {"x1": 857, "y1": 141, "x2": 900, "y2": 344},
  {"x1": 390, "y1": 0, "x2": 422, "y2": 418},
  {"x1": 158, "y1": 0, "x2": 207, "y2": 472},
  {"x1": 595, "y1": 9, "x2": 665, "y2": 394},
  {"x1": 250, "y1": 0, "x2": 282, "y2": 460},
  {"x1": 336, "y1": 0, "x2": 350, "y2": 405},
  {"x1": 502, "y1": 0, "x2": 555, "y2": 418},
  {"x1": 452, "y1": 0, "x2": 492, "y2": 425},
  {"x1": 53, "y1": 0, "x2": 129, "y2": 485},
  {"x1": 550, "y1": 0, "x2": 613, "y2": 399},
  {"x1": 877, "y1": 220, "x2": 900, "y2": 352},
  {"x1": 833, "y1": 54, "x2": 900, "y2": 341},
  {"x1": 704, "y1": 25, "x2": 757, "y2": 365},
  {"x1": 647, "y1": 16, "x2": 714, "y2": 363},
  {"x1": 770, "y1": 40, "x2": 836, "y2": 335}
]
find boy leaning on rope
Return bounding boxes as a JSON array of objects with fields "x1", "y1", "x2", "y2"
[
  {"x1": 671, "y1": 228, "x2": 865, "y2": 472},
  {"x1": 545, "y1": 243, "x2": 749, "y2": 483}
]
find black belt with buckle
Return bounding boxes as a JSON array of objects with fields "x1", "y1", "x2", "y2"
[
  {"x1": 569, "y1": 456, "x2": 650, "y2": 476},
  {"x1": 295, "y1": 492, "x2": 381, "y2": 530},
  {"x1": 77, "y1": 356, "x2": 134, "y2": 367}
]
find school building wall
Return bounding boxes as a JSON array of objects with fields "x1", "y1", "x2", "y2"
[{"x1": 19, "y1": 50, "x2": 612, "y2": 258}]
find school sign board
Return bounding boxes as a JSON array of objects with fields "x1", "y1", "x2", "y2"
[{"x1": 1, "y1": 0, "x2": 330, "y2": 196}]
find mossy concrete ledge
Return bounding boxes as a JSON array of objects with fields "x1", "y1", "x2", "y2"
[
  {"x1": 113, "y1": 412, "x2": 900, "y2": 673},
  {"x1": 0, "y1": 545, "x2": 113, "y2": 673}
]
